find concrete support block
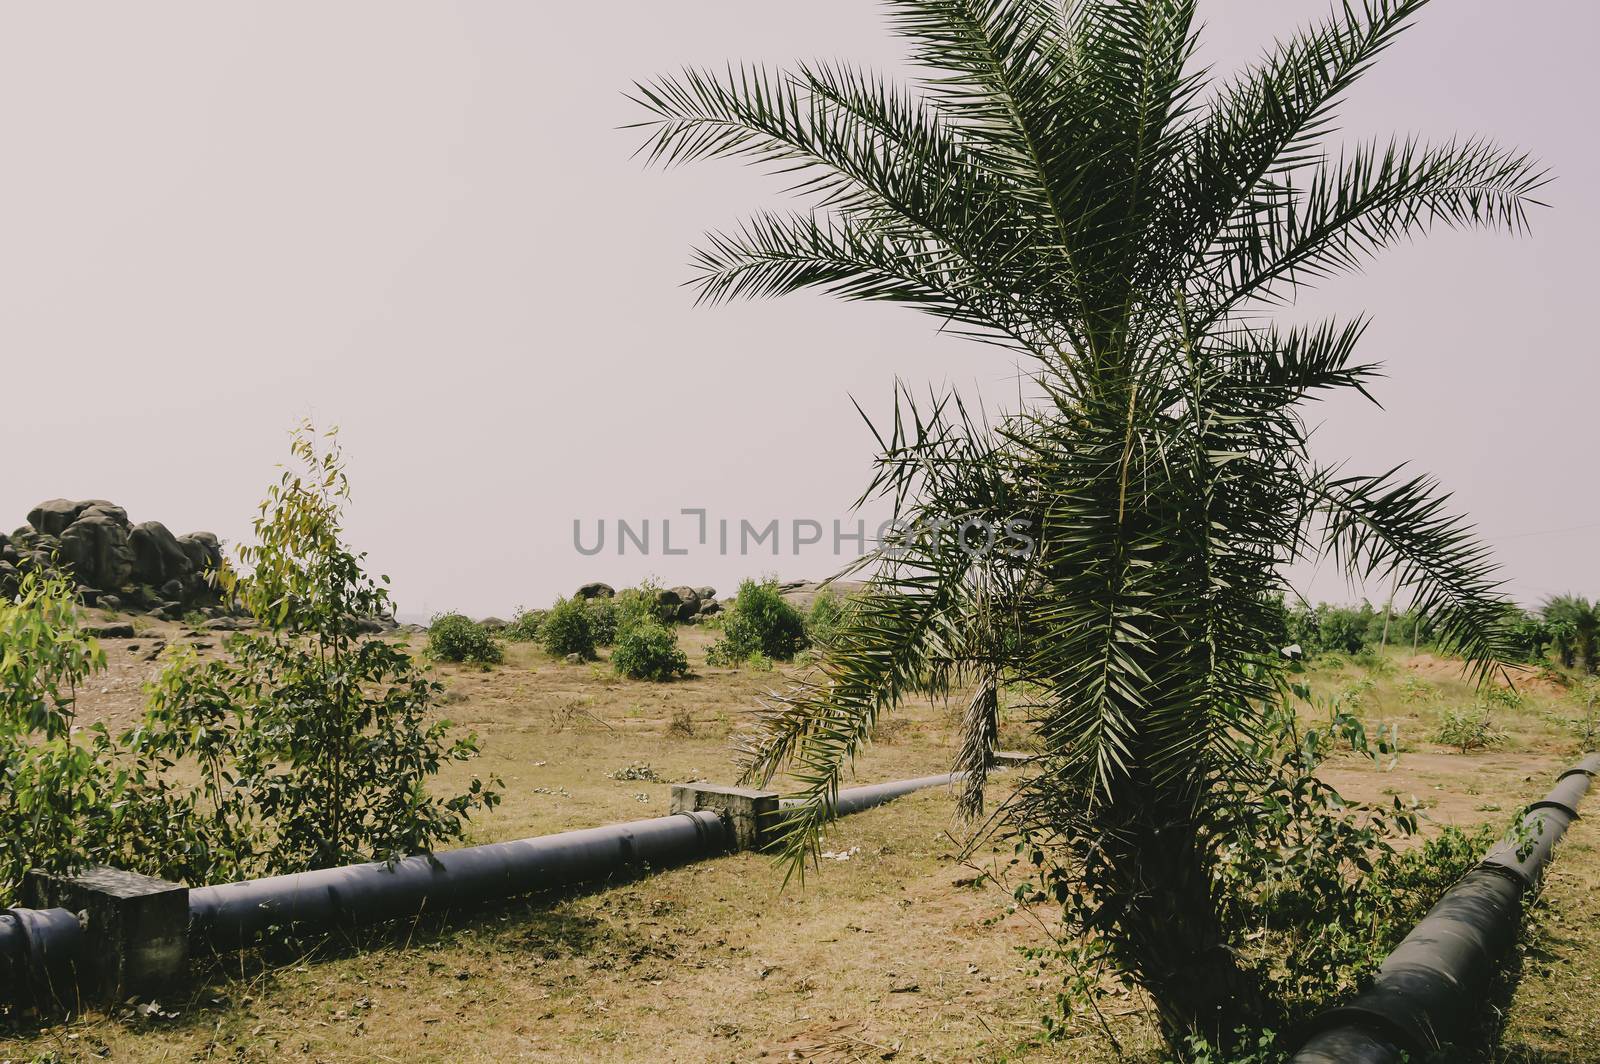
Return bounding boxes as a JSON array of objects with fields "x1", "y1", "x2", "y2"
[
  {"x1": 670, "y1": 783, "x2": 779, "y2": 851},
  {"x1": 24, "y1": 865, "x2": 189, "y2": 1003}
]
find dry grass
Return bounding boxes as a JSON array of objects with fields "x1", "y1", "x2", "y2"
[
  {"x1": 1488, "y1": 809, "x2": 1600, "y2": 1063},
  {"x1": 3, "y1": 622, "x2": 1598, "y2": 1062}
]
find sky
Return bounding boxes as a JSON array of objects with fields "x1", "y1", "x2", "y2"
[{"x1": 2, "y1": 1, "x2": 1595, "y2": 620}]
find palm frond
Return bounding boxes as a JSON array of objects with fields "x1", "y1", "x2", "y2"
[
  {"x1": 1310, "y1": 466, "x2": 1513, "y2": 682},
  {"x1": 1165, "y1": 0, "x2": 1433, "y2": 277},
  {"x1": 1200, "y1": 135, "x2": 1547, "y2": 317}
]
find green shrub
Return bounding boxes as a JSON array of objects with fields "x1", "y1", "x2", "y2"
[
  {"x1": 504, "y1": 607, "x2": 547, "y2": 642},
  {"x1": 1338, "y1": 677, "x2": 1377, "y2": 713},
  {"x1": 1398, "y1": 676, "x2": 1438, "y2": 704},
  {"x1": 1, "y1": 568, "x2": 119, "y2": 901},
  {"x1": 706, "y1": 578, "x2": 808, "y2": 666},
  {"x1": 805, "y1": 591, "x2": 847, "y2": 647},
  {"x1": 614, "y1": 580, "x2": 675, "y2": 633},
  {"x1": 586, "y1": 597, "x2": 621, "y2": 646},
  {"x1": 3, "y1": 428, "x2": 501, "y2": 897},
  {"x1": 0, "y1": 573, "x2": 256, "y2": 898},
  {"x1": 144, "y1": 423, "x2": 499, "y2": 875},
  {"x1": 1351, "y1": 648, "x2": 1394, "y2": 674},
  {"x1": 1434, "y1": 705, "x2": 1506, "y2": 753},
  {"x1": 540, "y1": 597, "x2": 597, "y2": 660},
  {"x1": 612, "y1": 621, "x2": 689, "y2": 681},
  {"x1": 428, "y1": 613, "x2": 504, "y2": 665},
  {"x1": 1482, "y1": 685, "x2": 1524, "y2": 710}
]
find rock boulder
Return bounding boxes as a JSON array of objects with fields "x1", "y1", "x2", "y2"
[
  {"x1": 58, "y1": 515, "x2": 136, "y2": 591},
  {"x1": 27, "y1": 499, "x2": 83, "y2": 537},
  {"x1": 129, "y1": 521, "x2": 193, "y2": 587}
]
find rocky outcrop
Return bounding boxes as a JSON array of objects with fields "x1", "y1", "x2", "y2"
[
  {"x1": 59, "y1": 514, "x2": 136, "y2": 591},
  {"x1": 2, "y1": 499, "x2": 227, "y2": 617},
  {"x1": 668, "y1": 586, "x2": 704, "y2": 622},
  {"x1": 568, "y1": 581, "x2": 723, "y2": 623}
]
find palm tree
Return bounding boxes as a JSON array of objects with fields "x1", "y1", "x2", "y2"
[
  {"x1": 632, "y1": 0, "x2": 1542, "y2": 1045},
  {"x1": 1543, "y1": 594, "x2": 1598, "y2": 673}
]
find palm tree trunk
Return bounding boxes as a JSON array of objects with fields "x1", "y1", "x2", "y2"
[{"x1": 1098, "y1": 798, "x2": 1268, "y2": 1046}]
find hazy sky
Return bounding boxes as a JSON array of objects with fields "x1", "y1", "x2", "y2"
[{"x1": 2, "y1": 1, "x2": 1595, "y2": 619}]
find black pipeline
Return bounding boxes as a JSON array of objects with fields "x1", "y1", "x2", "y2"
[
  {"x1": 0, "y1": 768, "x2": 965, "y2": 1005},
  {"x1": 1291, "y1": 753, "x2": 1600, "y2": 1063},
  {"x1": 192, "y1": 772, "x2": 966, "y2": 948},
  {"x1": 0, "y1": 905, "x2": 82, "y2": 1009},
  {"x1": 190, "y1": 810, "x2": 729, "y2": 948},
  {"x1": 782, "y1": 772, "x2": 965, "y2": 818}
]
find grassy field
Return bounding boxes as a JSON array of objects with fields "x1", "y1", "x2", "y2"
[{"x1": 4, "y1": 619, "x2": 1597, "y2": 1062}]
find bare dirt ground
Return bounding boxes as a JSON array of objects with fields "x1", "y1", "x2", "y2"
[{"x1": 4, "y1": 620, "x2": 1597, "y2": 1062}]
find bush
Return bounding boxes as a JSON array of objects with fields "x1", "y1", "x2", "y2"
[
  {"x1": 144, "y1": 423, "x2": 500, "y2": 874},
  {"x1": 1, "y1": 570, "x2": 271, "y2": 901},
  {"x1": 612, "y1": 621, "x2": 689, "y2": 681},
  {"x1": 540, "y1": 597, "x2": 597, "y2": 660},
  {"x1": 2, "y1": 428, "x2": 502, "y2": 897},
  {"x1": 1398, "y1": 676, "x2": 1438, "y2": 704},
  {"x1": 1, "y1": 569, "x2": 119, "y2": 901},
  {"x1": 504, "y1": 607, "x2": 547, "y2": 642},
  {"x1": 707, "y1": 578, "x2": 809, "y2": 666},
  {"x1": 1434, "y1": 705, "x2": 1506, "y2": 753},
  {"x1": 428, "y1": 613, "x2": 504, "y2": 665},
  {"x1": 805, "y1": 591, "x2": 847, "y2": 647},
  {"x1": 614, "y1": 580, "x2": 675, "y2": 633},
  {"x1": 586, "y1": 597, "x2": 621, "y2": 646}
]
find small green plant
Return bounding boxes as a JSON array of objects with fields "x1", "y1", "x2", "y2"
[
  {"x1": 1433, "y1": 705, "x2": 1507, "y2": 753},
  {"x1": 1398, "y1": 676, "x2": 1438, "y2": 704},
  {"x1": 706, "y1": 578, "x2": 808, "y2": 666},
  {"x1": 1352, "y1": 648, "x2": 1394, "y2": 674},
  {"x1": 539, "y1": 597, "x2": 598, "y2": 660},
  {"x1": 1177, "y1": 1029, "x2": 1285, "y2": 1064},
  {"x1": 427, "y1": 613, "x2": 504, "y2": 666},
  {"x1": 504, "y1": 607, "x2": 547, "y2": 642},
  {"x1": 611, "y1": 621, "x2": 689, "y2": 681},
  {"x1": 1573, "y1": 677, "x2": 1600, "y2": 746},
  {"x1": 1482, "y1": 685, "x2": 1524, "y2": 710},
  {"x1": 1016, "y1": 678, "x2": 1490, "y2": 1042},
  {"x1": 1339, "y1": 677, "x2": 1378, "y2": 713},
  {"x1": 182, "y1": 609, "x2": 209, "y2": 629}
]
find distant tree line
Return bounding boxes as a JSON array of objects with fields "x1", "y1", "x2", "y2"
[{"x1": 1270, "y1": 595, "x2": 1598, "y2": 670}]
